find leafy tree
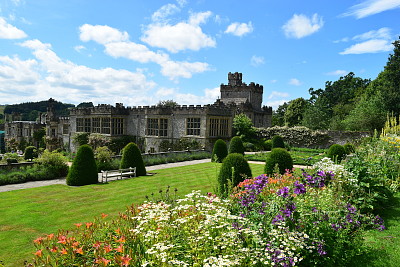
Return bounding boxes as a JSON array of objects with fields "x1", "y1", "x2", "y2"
[
  {"x1": 77, "y1": 102, "x2": 94, "y2": 108},
  {"x1": 24, "y1": 146, "x2": 38, "y2": 161},
  {"x1": 33, "y1": 128, "x2": 46, "y2": 148},
  {"x1": 232, "y1": 113, "x2": 256, "y2": 141},
  {"x1": 67, "y1": 145, "x2": 98, "y2": 186},
  {"x1": 120, "y1": 142, "x2": 146, "y2": 176},
  {"x1": 284, "y1": 98, "x2": 308, "y2": 127},
  {"x1": 72, "y1": 132, "x2": 90, "y2": 147},
  {"x1": 88, "y1": 133, "x2": 110, "y2": 150},
  {"x1": 156, "y1": 100, "x2": 178, "y2": 108},
  {"x1": 272, "y1": 102, "x2": 289, "y2": 126}
]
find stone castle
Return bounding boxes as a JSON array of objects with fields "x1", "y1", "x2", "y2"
[{"x1": 5, "y1": 72, "x2": 272, "y2": 152}]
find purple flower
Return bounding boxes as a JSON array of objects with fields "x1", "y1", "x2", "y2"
[
  {"x1": 272, "y1": 214, "x2": 284, "y2": 224},
  {"x1": 277, "y1": 187, "x2": 290, "y2": 198},
  {"x1": 293, "y1": 181, "x2": 306, "y2": 195}
]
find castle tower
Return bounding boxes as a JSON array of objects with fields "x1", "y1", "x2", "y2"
[{"x1": 220, "y1": 72, "x2": 263, "y2": 111}]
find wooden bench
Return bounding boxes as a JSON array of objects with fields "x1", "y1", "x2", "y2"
[{"x1": 101, "y1": 167, "x2": 136, "y2": 183}]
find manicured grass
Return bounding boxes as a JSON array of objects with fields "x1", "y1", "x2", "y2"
[
  {"x1": 352, "y1": 192, "x2": 400, "y2": 266},
  {"x1": 0, "y1": 162, "x2": 265, "y2": 266}
]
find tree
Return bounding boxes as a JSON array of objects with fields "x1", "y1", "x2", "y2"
[
  {"x1": 157, "y1": 100, "x2": 178, "y2": 108},
  {"x1": 284, "y1": 98, "x2": 308, "y2": 127},
  {"x1": 272, "y1": 102, "x2": 289, "y2": 126},
  {"x1": 232, "y1": 113, "x2": 256, "y2": 142},
  {"x1": 88, "y1": 133, "x2": 110, "y2": 150},
  {"x1": 67, "y1": 145, "x2": 98, "y2": 186},
  {"x1": 77, "y1": 102, "x2": 94, "y2": 108},
  {"x1": 33, "y1": 127, "x2": 46, "y2": 148},
  {"x1": 72, "y1": 132, "x2": 90, "y2": 147},
  {"x1": 24, "y1": 146, "x2": 38, "y2": 161}
]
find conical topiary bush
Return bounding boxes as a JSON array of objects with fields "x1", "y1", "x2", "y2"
[
  {"x1": 228, "y1": 136, "x2": 245, "y2": 155},
  {"x1": 67, "y1": 144, "x2": 98, "y2": 186},
  {"x1": 211, "y1": 139, "x2": 228, "y2": 163},
  {"x1": 271, "y1": 135, "x2": 285, "y2": 149},
  {"x1": 120, "y1": 142, "x2": 146, "y2": 176},
  {"x1": 218, "y1": 153, "x2": 252, "y2": 197}
]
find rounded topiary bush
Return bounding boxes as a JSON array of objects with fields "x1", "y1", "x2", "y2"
[
  {"x1": 343, "y1": 143, "x2": 355, "y2": 155},
  {"x1": 218, "y1": 153, "x2": 252, "y2": 197},
  {"x1": 24, "y1": 146, "x2": 38, "y2": 161},
  {"x1": 67, "y1": 145, "x2": 98, "y2": 186},
  {"x1": 211, "y1": 139, "x2": 228, "y2": 163},
  {"x1": 228, "y1": 136, "x2": 245, "y2": 155},
  {"x1": 264, "y1": 140, "x2": 272, "y2": 151},
  {"x1": 327, "y1": 144, "x2": 346, "y2": 163},
  {"x1": 264, "y1": 148, "x2": 293, "y2": 175},
  {"x1": 120, "y1": 142, "x2": 146, "y2": 176},
  {"x1": 271, "y1": 135, "x2": 285, "y2": 149}
]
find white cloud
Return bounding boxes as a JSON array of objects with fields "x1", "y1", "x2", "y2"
[
  {"x1": 225, "y1": 22, "x2": 253, "y2": 37},
  {"x1": 266, "y1": 100, "x2": 290, "y2": 110},
  {"x1": 0, "y1": 17, "x2": 27, "y2": 39},
  {"x1": 151, "y1": 3, "x2": 180, "y2": 22},
  {"x1": 79, "y1": 24, "x2": 129, "y2": 44},
  {"x1": 173, "y1": 87, "x2": 220, "y2": 105},
  {"x1": 74, "y1": 45, "x2": 86, "y2": 53},
  {"x1": 282, "y1": 14, "x2": 323, "y2": 39},
  {"x1": 289, "y1": 78, "x2": 302, "y2": 86},
  {"x1": 340, "y1": 39, "x2": 393, "y2": 54},
  {"x1": 343, "y1": 0, "x2": 400, "y2": 19},
  {"x1": 141, "y1": 11, "x2": 215, "y2": 53},
  {"x1": 268, "y1": 91, "x2": 289, "y2": 99},
  {"x1": 250, "y1": 55, "x2": 265, "y2": 67},
  {"x1": 326, "y1": 70, "x2": 349, "y2": 76},
  {"x1": 156, "y1": 87, "x2": 176, "y2": 97},
  {"x1": 79, "y1": 24, "x2": 211, "y2": 80},
  {"x1": 352, "y1": 27, "x2": 391, "y2": 41},
  {"x1": 7, "y1": 39, "x2": 157, "y2": 105}
]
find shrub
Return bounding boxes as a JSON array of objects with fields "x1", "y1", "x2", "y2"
[
  {"x1": 327, "y1": 144, "x2": 346, "y2": 163},
  {"x1": 67, "y1": 145, "x2": 98, "y2": 186},
  {"x1": 344, "y1": 143, "x2": 355, "y2": 154},
  {"x1": 36, "y1": 150, "x2": 69, "y2": 177},
  {"x1": 24, "y1": 146, "x2": 38, "y2": 161},
  {"x1": 243, "y1": 142, "x2": 255, "y2": 152},
  {"x1": 264, "y1": 148, "x2": 293, "y2": 175},
  {"x1": 264, "y1": 140, "x2": 272, "y2": 151},
  {"x1": 218, "y1": 153, "x2": 252, "y2": 197},
  {"x1": 211, "y1": 139, "x2": 228, "y2": 163},
  {"x1": 271, "y1": 135, "x2": 285, "y2": 149},
  {"x1": 229, "y1": 136, "x2": 245, "y2": 155},
  {"x1": 120, "y1": 142, "x2": 146, "y2": 176}
]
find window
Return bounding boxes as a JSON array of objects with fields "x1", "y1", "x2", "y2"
[
  {"x1": 146, "y1": 118, "x2": 168, "y2": 137},
  {"x1": 84, "y1": 118, "x2": 91, "y2": 132},
  {"x1": 186, "y1": 118, "x2": 201, "y2": 136},
  {"x1": 101, "y1": 118, "x2": 111, "y2": 134},
  {"x1": 209, "y1": 117, "x2": 229, "y2": 137},
  {"x1": 76, "y1": 118, "x2": 84, "y2": 132},
  {"x1": 112, "y1": 118, "x2": 124, "y2": 135},
  {"x1": 92, "y1": 118, "x2": 101, "y2": 133},
  {"x1": 63, "y1": 124, "x2": 69, "y2": 134}
]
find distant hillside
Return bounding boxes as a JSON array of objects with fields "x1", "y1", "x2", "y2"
[{"x1": 4, "y1": 100, "x2": 75, "y2": 121}]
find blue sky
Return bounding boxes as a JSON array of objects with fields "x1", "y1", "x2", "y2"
[{"x1": 0, "y1": 0, "x2": 399, "y2": 109}]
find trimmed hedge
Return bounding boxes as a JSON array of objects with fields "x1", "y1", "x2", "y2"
[
  {"x1": 264, "y1": 148, "x2": 293, "y2": 175},
  {"x1": 264, "y1": 140, "x2": 272, "y2": 151},
  {"x1": 271, "y1": 135, "x2": 285, "y2": 149},
  {"x1": 218, "y1": 153, "x2": 252, "y2": 197},
  {"x1": 120, "y1": 142, "x2": 146, "y2": 176},
  {"x1": 229, "y1": 136, "x2": 245, "y2": 155},
  {"x1": 327, "y1": 144, "x2": 346, "y2": 163},
  {"x1": 24, "y1": 146, "x2": 38, "y2": 161},
  {"x1": 211, "y1": 139, "x2": 228, "y2": 163},
  {"x1": 67, "y1": 145, "x2": 98, "y2": 186},
  {"x1": 343, "y1": 143, "x2": 355, "y2": 154}
]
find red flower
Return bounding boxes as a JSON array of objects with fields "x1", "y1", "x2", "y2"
[
  {"x1": 60, "y1": 248, "x2": 68, "y2": 255},
  {"x1": 57, "y1": 235, "x2": 67, "y2": 244},
  {"x1": 85, "y1": 222, "x2": 93, "y2": 228},
  {"x1": 74, "y1": 223, "x2": 82, "y2": 228},
  {"x1": 75, "y1": 247, "x2": 84, "y2": 255},
  {"x1": 93, "y1": 241, "x2": 102, "y2": 249},
  {"x1": 115, "y1": 236, "x2": 126, "y2": 243},
  {"x1": 103, "y1": 244, "x2": 112, "y2": 253},
  {"x1": 115, "y1": 244, "x2": 124, "y2": 253},
  {"x1": 101, "y1": 213, "x2": 108, "y2": 218},
  {"x1": 50, "y1": 246, "x2": 58, "y2": 253},
  {"x1": 47, "y1": 233, "x2": 55, "y2": 240}
]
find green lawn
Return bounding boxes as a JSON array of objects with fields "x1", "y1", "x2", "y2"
[{"x1": 0, "y1": 162, "x2": 265, "y2": 266}]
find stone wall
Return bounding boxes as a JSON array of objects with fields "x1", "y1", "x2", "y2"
[{"x1": 258, "y1": 126, "x2": 371, "y2": 148}]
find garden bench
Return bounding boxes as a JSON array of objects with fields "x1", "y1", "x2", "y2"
[{"x1": 101, "y1": 167, "x2": 136, "y2": 183}]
